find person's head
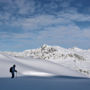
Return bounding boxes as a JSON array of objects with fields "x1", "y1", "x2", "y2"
[{"x1": 13, "y1": 64, "x2": 16, "y2": 67}]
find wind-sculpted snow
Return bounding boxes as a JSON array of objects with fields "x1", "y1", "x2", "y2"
[{"x1": 0, "y1": 44, "x2": 90, "y2": 77}]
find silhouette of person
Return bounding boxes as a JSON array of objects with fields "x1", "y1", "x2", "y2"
[{"x1": 10, "y1": 64, "x2": 17, "y2": 78}]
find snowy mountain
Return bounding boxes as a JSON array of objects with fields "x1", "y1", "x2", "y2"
[{"x1": 0, "y1": 44, "x2": 90, "y2": 78}]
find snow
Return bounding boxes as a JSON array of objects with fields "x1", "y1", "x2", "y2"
[
  {"x1": 1, "y1": 44, "x2": 90, "y2": 77},
  {"x1": 0, "y1": 44, "x2": 90, "y2": 90},
  {"x1": 0, "y1": 76, "x2": 90, "y2": 90},
  {"x1": 0, "y1": 53, "x2": 85, "y2": 77}
]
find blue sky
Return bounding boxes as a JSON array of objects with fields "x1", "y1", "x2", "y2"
[{"x1": 0, "y1": 0, "x2": 90, "y2": 51}]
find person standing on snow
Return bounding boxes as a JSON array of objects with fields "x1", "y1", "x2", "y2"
[{"x1": 10, "y1": 64, "x2": 17, "y2": 78}]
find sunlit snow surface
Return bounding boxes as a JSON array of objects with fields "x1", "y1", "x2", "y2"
[
  {"x1": 23, "y1": 71, "x2": 53, "y2": 76},
  {"x1": 0, "y1": 44, "x2": 90, "y2": 78},
  {"x1": 1, "y1": 45, "x2": 90, "y2": 90}
]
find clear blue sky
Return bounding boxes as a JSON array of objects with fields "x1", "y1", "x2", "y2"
[{"x1": 0, "y1": 0, "x2": 90, "y2": 51}]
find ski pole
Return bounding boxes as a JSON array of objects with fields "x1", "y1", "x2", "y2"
[{"x1": 16, "y1": 72, "x2": 17, "y2": 78}]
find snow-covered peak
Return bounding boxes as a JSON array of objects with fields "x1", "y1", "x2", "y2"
[{"x1": 1, "y1": 44, "x2": 89, "y2": 60}]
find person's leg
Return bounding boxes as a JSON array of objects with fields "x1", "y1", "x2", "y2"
[{"x1": 11, "y1": 72, "x2": 14, "y2": 78}]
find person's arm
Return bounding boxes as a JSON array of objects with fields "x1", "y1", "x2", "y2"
[{"x1": 15, "y1": 70, "x2": 17, "y2": 72}]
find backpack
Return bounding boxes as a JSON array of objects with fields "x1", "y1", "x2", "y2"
[{"x1": 10, "y1": 67, "x2": 12, "y2": 72}]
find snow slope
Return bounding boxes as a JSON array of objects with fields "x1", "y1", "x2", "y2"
[
  {"x1": 1, "y1": 44, "x2": 90, "y2": 77},
  {"x1": 0, "y1": 45, "x2": 90, "y2": 90},
  {"x1": 0, "y1": 53, "x2": 86, "y2": 78}
]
